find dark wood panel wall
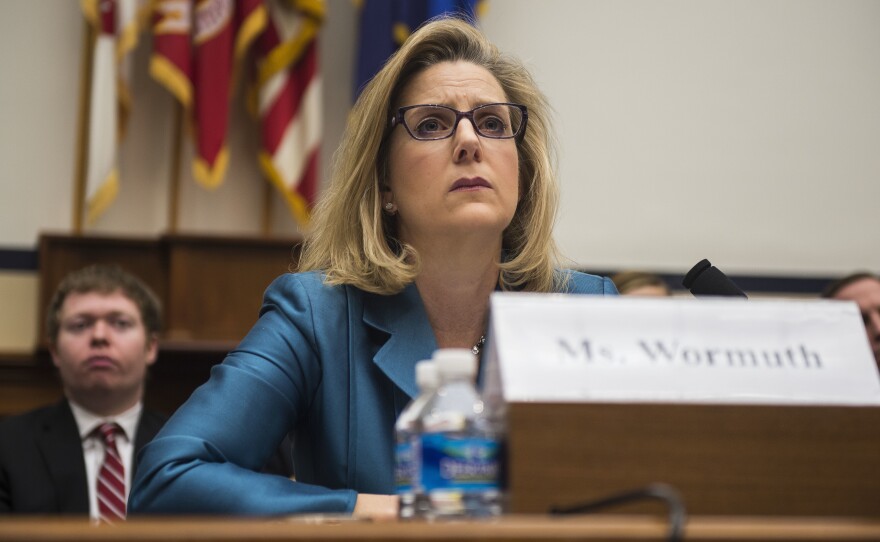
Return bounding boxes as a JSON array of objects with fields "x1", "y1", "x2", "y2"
[
  {"x1": 162, "y1": 235, "x2": 300, "y2": 340},
  {"x1": 1, "y1": 233, "x2": 302, "y2": 419},
  {"x1": 38, "y1": 233, "x2": 302, "y2": 343}
]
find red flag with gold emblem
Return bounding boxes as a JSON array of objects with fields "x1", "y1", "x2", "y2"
[
  {"x1": 150, "y1": 0, "x2": 192, "y2": 108},
  {"x1": 191, "y1": 0, "x2": 235, "y2": 189},
  {"x1": 152, "y1": 0, "x2": 264, "y2": 190}
]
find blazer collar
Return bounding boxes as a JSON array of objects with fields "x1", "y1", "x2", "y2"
[{"x1": 362, "y1": 282, "x2": 437, "y2": 399}]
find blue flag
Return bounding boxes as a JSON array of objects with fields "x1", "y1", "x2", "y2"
[{"x1": 354, "y1": 0, "x2": 483, "y2": 98}]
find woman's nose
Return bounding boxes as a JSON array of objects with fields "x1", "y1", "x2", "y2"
[{"x1": 453, "y1": 118, "x2": 482, "y2": 162}]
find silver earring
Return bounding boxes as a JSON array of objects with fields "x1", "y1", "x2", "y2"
[{"x1": 384, "y1": 202, "x2": 394, "y2": 211}]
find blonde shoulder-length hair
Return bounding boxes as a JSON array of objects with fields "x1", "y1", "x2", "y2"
[{"x1": 298, "y1": 17, "x2": 563, "y2": 294}]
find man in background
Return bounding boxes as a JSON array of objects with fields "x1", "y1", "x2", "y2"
[
  {"x1": 0, "y1": 265, "x2": 166, "y2": 521},
  {"x1": 823, "y1": 272, "x2": 880, "y2": 367},
  {"x1": 611, "y1": 270, "x2": 672, "y2": 297}
]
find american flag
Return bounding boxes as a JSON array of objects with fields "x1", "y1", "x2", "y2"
[{"x1": 254, "y1": 0, "x2": 324, "y2": 226}]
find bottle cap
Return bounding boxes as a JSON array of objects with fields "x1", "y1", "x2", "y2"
[
  {"x1": 432, "y1": 348, "x2": 477, "y2": 380},
  {"x1": 415, "y1": 360, "x2": 439, "y2": 391}
]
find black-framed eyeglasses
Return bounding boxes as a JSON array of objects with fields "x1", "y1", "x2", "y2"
[{"x1": 391, "y1": 103, "x2": 528, "y2": 141}]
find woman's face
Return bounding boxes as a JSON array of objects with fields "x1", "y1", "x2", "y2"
[{"x1": 385, "y1": 61, "x2": 520, "y2": 248}]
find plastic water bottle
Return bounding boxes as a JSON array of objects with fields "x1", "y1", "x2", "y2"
[
  {"x1": 395, "y1": 360, "x2": 439, "y2": 519},
  {"x1": 415, "y1": 348, "x2": 504, "y2": 518}
]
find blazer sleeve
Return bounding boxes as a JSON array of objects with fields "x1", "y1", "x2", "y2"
[{"x1": 129, "y1": 274, "x2": 357, "y2": 516}]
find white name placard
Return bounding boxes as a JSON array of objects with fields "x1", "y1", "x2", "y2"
[{"x1": 483, "y1": 293, "x2": 880, "y2": 405}]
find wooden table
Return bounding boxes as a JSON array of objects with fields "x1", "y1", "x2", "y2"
[{"x1": 2, "y1": 515, "x2": 880, "y2": 541}]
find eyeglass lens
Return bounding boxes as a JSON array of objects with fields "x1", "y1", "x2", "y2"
[{"x1": 403, "y1": 104, "x2": 523, "y2": 140}]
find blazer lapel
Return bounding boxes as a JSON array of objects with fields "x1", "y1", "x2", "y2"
[
  {"x1": 362, "y1": 282, "x2": 437, "y2": 400},
  {"x1": 37, "y1": 400, "x2": 89, "y2": 514},
  {"x1": 132, "y1": 409, "x2": 166, "y2": 478}
]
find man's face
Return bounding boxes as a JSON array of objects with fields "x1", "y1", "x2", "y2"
[
  {"x1": 832, "y1": 277, "x2": 880, "y2": 365},
  {"x1": 50, "y1": 290, "x2": 157, "y2": 410}
]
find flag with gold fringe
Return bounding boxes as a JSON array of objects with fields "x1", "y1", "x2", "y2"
[
  {"x1": 147, "y1": 0, "x2": 324, "y2": 222},
  {"x1": 80, "y1": 0, "x2": 147, "y2": 223},
  {"x1": 253, "y1": 0, "x2": 324, "y2": 226},
  {"x1": 150, "y1": 0, "x2": 193, "y2": 109},
  {"x1": 151, "y1": 0, "x2": 265, "y2": 191},
  {"x1": 191, "y1": 0, "x2": 235, "y2": 189}
]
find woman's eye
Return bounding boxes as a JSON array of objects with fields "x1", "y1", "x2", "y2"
[
  {"x1": 416, "y1": 118, "x2": 443, "y2": 134},
  {"x1": 479, "y1": 116, "x2": 506, "y2": 134}
]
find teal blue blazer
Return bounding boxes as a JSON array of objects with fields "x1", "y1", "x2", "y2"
[{"x1": 129, "y1": 270, "x2": 617, "y2": 516}]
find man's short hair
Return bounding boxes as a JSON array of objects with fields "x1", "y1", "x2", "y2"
[
  {"x1": 46, "y1": 264, "x2": 163, "y2": 343},
  {"x1": 611, "y1": 270, "x2": 671, "y2": 295},
  {"x1": 821, "y1": 272, "x2": 880, "y2": 299}
]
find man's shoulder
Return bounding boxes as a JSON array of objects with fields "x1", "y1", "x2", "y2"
[
  {"x1": 0, "y1": 401, "x2": 67, "y2": 438},
  {"x1": 135, "y1": 407, "x2": 168, "y2": 447},
  {"x1": 557, "y1": 270, "x2": 618, "y2": 295},
  {"x1": 140, "y1": 407, "x2": 168, "y2": 427}
]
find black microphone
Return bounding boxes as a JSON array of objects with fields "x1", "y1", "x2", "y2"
[{"x1": 682, "y1": 259, "x2": 748, "y2": 298}]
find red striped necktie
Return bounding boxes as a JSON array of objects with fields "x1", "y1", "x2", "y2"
[{"x1": 96, "y1": 423, "x2": 126, "y2": 522}]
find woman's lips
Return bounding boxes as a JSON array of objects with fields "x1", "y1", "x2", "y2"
[{"x1": 450, "y1": 177, "x2": 491, "y2": 191}]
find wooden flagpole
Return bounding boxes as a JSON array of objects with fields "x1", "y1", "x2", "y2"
[
  {"x1": 167, "y1": 100, "x2": 184, "y2": 233},
  {"x1": 72, "y1": 18, "x2": 96, "y2": 234},
  {"x1": 261, "y1": 178, "x2": 273, "y2": 236}
]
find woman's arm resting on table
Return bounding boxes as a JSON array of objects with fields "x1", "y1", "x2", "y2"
[{"x1": 353, "y1": 494, "x2": 399, "y2": 521}]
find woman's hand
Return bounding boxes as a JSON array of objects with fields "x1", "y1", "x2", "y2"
[{"x1": 353, "y1": 493, "x2": 400, "y2": 521}]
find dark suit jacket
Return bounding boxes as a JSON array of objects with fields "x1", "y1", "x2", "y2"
[{"x1": 0, "y1": 399, "x2": 166, "y2": 514}]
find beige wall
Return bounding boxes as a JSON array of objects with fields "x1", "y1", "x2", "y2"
[
  {"x1": 480, "y1": 0, "x2": 880, "y2": 275},
  {"x1": 0, "y1": 272, "x2": 39, "y2": 352}
]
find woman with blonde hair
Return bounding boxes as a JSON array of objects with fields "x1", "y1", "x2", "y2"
[{"x1": 131, "y1": 17, "x2": 616, "y2": 519}]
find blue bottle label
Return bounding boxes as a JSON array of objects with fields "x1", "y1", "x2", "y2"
[
  {"x1": 420, "y1": 433, "x2": 500, "y2": 492},
  {"x1": 395, "y1": 440, "x2": 417, "y2": 494}
]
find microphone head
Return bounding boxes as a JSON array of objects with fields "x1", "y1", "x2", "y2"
[
  {"x1": 682, "y1": 259, "x2": 748, "y2": 298},
  {"x1": 682, "y1": 259, "x2": 711, "y2": 289}
]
